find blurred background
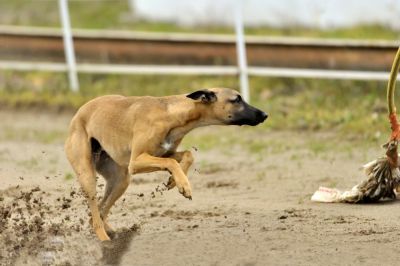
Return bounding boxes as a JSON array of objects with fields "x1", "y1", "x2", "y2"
[{"x1": 0, "y1": 0, "x2": 400, "y2": 140}]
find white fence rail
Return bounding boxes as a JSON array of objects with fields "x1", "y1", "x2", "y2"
[{"x1": 0, "y1": 61, "x2": 393, "y2": 81}]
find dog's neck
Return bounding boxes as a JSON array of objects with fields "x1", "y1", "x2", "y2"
[{"x1": 164, "y1": 98, "x2": 218, "y2": 143}]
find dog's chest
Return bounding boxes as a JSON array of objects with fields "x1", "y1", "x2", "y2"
[
  {"x1": 156, "y1": 123, "x2": 192, "y2": 156},
  {"x1": 158, "y1": 130, "x2": 184, "y2": 156},
  {"x1": 156, "y1": 138, "x2": 176, "y2": 157},
  {"x1": 161, "y1": 140, "x2": 174, "y2": 152}
]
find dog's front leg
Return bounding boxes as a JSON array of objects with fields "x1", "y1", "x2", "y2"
[
  {"x1": 165, "y1": 151, "x2": 194, "y2": 190},
  {"x1": 129, "y1": 153, "x2": 192, "y2": 199}
]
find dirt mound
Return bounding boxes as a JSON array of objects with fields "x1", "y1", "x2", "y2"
[{"x1": 0, "y1": 186, "x2": 139, "y2": 266}]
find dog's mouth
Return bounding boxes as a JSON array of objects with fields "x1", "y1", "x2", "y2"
[{"x1": 230, "y1": 118, "x2": 266, "y2": 126}]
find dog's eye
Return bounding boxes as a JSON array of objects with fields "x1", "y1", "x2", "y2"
[{"x1": 230, "y1": 95, "x2": 242, "y2": 104}]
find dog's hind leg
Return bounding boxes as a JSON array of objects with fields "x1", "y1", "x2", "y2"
[
  {"x1": 95, "y1": 152, "x2": 130, "y2": 232},
  {"x1": 65, "y1": 125, "x2": 110, "y2": 241}
]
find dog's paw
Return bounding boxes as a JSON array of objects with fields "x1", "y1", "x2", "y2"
[
  {"x1": 176, "y1": 180, "x2": 192, "y2": 200},
  {"x1": 164, "y1": 175, "x2": 176, "y2": 190},
  {"x1": 104, "y1": 221, "x2": 115, "y2": 234},
  {"x1": 96, "y1": 229, "x2": 111, "y2": 241},
  {"x1": 92, "y1": 220, "x2": 111, "y2": 241}
]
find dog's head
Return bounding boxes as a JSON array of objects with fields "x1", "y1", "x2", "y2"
[{"x1": 186, "y1": 88, "x2": 268, "y2": 126}]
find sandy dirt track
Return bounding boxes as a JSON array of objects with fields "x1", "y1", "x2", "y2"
[{"x1": 1, "y1": 110, "x2": 400, "y2": 266}]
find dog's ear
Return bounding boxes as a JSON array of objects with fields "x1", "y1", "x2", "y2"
[{"x1": 186, "y1": 90, "x2": 217, "y2": 104}]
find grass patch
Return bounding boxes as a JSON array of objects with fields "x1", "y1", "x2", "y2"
[
  {"x1": 246, "y1": 140, "x2": 267, "y2": 154},
  {"x1": 0, "y1": 71, "x2": 395, "y2": 146},
  {"x1": 246, "y1": 24, "x2": 400, "y2": 40},
  {"x1": 0, "y1": 126, "x2": 66, "y2": 144},
  {"x1": 64, "y1": 172, "x2": 74, "y2": 181},
  {"x1": 0, "y1": 71, "x2": 238, "y2": 110},
  {"x1": 308, "y1": 140, "x2": 331, "y2": 155}
]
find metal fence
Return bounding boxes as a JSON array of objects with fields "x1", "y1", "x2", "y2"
[
  {"x1": 56, "y1": 0, "x2": 250, "y2": 100},
  {"x1": 1, "y1": 0, "x2": 399, "y2": 103}
]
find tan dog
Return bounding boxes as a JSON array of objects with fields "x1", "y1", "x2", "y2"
[{"x1": 65, "y1": 88, "x2": 267, "y2": 241}]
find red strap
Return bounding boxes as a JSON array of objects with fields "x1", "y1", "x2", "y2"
[{"x1": 389, "y1": 112, "x2": 400, "y2": 140}]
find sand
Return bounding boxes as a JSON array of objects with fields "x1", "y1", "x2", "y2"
[{"x1": 1, "y1": 110, "x2": 400, "y2": 266}]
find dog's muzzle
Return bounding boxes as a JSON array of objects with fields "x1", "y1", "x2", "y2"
[{"x1": 229, "y1": 105, "x2": 268, "y2": 126}]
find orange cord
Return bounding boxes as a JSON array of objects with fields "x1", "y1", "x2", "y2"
[
  {"x1": 386, "y1": 112, "x2": 400, "y2": 167},
  {"x1": 389, "y1": 112, "x2": 400, "y2": 141}
]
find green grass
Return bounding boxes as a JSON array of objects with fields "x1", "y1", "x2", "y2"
[
  {"x1": 64, "y1": 172, "x2": 74, "y2": 181},
  {"x1": 245, "y1": 24, "x2": 400, "y2": 40},
  {"x1": 308, "y1": 140, "x2": 332, "y2": 155},
  {"x1": 0, "y1": 71, "x2": 392, "y2": 142},
  {"x1": 0, "y1": 72, "x2": 238, "y2": 110},
  {"x1": 0, "y1": 1, "x2": 398, "y2": 40},
  {"x1": 0, "y1": 125, "x2": 66, "y2": 144}
]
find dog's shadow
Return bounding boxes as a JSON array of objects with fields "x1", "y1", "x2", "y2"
[{"x1": 101, "y1": 225, "x2": 139, "y2": 266}]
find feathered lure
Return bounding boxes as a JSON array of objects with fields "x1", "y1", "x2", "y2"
[{"x1": 312, "y1": 47, "x2": 400, "y2": 203}]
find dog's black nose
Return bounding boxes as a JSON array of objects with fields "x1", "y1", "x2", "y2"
[{"x1": 259, "y1": 111, "x2": 268, "y2": 122}]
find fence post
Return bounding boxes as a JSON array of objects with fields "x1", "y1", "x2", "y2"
[
  {"x1": 234, "y1": 0, "x2": 250, "y2": 102},
  {"x1": 58, "y1": 0, "x2": 79, "y2": 91},
  {"x1": 128, "y1": 0, "x2": 136, "y2": 15}
]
